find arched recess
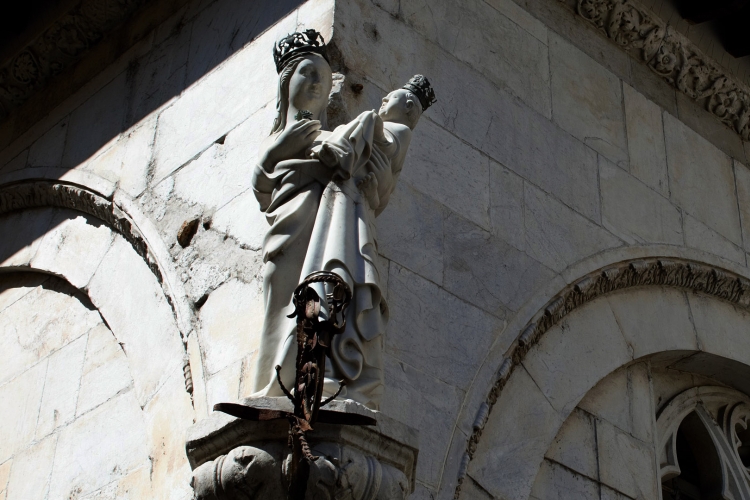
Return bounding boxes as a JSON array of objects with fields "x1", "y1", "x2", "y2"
[
  {"x1": 454, "y1": 258, "x2": 750, "y2": 500},
  {"x1": 0, "y1": 177, "x2": 197, "y2": 496}
]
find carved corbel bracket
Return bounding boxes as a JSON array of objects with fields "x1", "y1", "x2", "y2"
[{"x1": 186, "y1": 397, "x2": 419, "y2": 500}]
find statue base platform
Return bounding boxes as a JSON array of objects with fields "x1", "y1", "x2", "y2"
[{"x1": 186, "y1": 397, "x2": 419, "y2": 499}]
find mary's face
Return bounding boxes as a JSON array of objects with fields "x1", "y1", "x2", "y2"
[{"x1": 288, "y1": 54, "x2": 332, "y2": 116}]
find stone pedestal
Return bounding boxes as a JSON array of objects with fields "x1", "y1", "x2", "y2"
[{"x1": 186, "y1": 397, "x2": 419, "y2": 499}]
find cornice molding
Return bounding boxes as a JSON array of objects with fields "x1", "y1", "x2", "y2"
[
  {"x1": 567, "y1": 0, "x2": 750, "y2": 142},
  {"x1": 455, "y1": 257, "x2": 750, "y2": 498},
  {"x1": 0, "y1": 0, "x2": 146, "y2": 121}
]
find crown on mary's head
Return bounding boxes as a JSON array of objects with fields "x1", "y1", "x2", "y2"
[
  {"x1": 273, "y1": 29, "x2": 328, "y2": 73},
  {"x1": 402, "y1": 75, "x2": 437, "y2": 111}
]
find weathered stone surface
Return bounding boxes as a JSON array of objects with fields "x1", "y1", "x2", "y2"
[
  {"x1": 484, "y1": 0, "x2": 547, "y2": 44},
  {"x1": 599, "y1": 157, "x2": 682, "y2": 245},
  {"x1": 674, "y1": 92, "x2": 746, "y2": 162},
  {"x1": 402, "y1": 0, "x2": 551, "y2": 117},
  {"x1": 523, "y1": 298, "x2": 632, "y2": 414},
  {"x1": 386, "y1": 264, "x2": 504, "y2": 390},
  {"x1": 0, "y1": 360, "x2": 46, "y2": 464},
  {"x1": 0, "y1": 283, "x2": 100, "y2": 386},
  {"x1": 377, "y1": 181, "x2": 445, "y2": 285},
  {"x1": 5, "y1": 435, "x2": 56, "y2": 500},
  {"x1": 468, "y1": 367, "x2": 563, "y2": 500},
  {"x1": 0, "y1": 208, "x2": 56, "y2": 267},
  {"x1": 27, "y1": 117, "x2": 68, "y2": 168},
  {"x1": 664, "y1": 112, "x2": 742, "y2": 245},
  {"x1": 544, "y1": 409, "x2": 597, "y2": 480},
  {"x1": 205, "y1": 361, "x2": 242, "y2": 411},
  {"x1": 0, "y1": 459, "x2": 10, "y2": 500},
  {"x1": 0, "y1": 150, "x2": 27, "y2": 173},
  {"x1": 600, "y1": 484, "x2": 631, "y2": 500},
  {"x1": 81, "y1": 115, "x2": 156, "y2": 198},
  {"x1": 198, "y1": 278, "x2": 264, "y2": 376},
  {"x1": 606, "y1": 288, "x2": 698, "y2": 358},
  {"x1": 211, "y1": 190, "x2": 269, "y2": 252},
  {"x1": 529, "y1": 459, "x2": 599, "y2": 500},
  {"x1": 489, "y1": 161, "x2": 525, "y2": 252},
  {"x1": 31, "y1": 211, "x2": 115, "y2": 289},
  {"x1": 76, "y1": 323, "x2": 133, "y2": 417},
  {"x1": 684, "y1": 213, "x2": 746, "y2": 265},
  {"x1": 381, "y1": 354, "x2": 464, "y2": 488},
  {"x1": 731, "y1": 161, "x2": 750, "y2": 253},
  {"x1": 623, "y1": 84, "x2": 669, "y2": 195},
  {"x1": 689, "y1": 293, "x2": 750, "y2": 367},
  {"x1": 596, "y1": 419, "x2": 658, "y2": 499},
  {"x1": 0, "y1": 274, "x2": 47, "y2": 314},
  {"x1": 87, "y1": 235, "x2": 184, "y2": 404},
  {"x1": 444, "y1": 211, "x2": 554, "y2": 315},
  {"x1": 151, "y1": 13, "x2": 298, "y2": 184},
  {"x1": 48, "y1": 391, "x2": 149, "y2": 500},
  {"x1": 35, "y1": 335, "x2": 87, "y2": 439},
  {"x1": 549, "y1": 33, "x2": 628, "y2": 167},
  {"x1": 61, "y1": 72, "x2": 127, "y2": 169},
  {"x1": 523, "y1": 183, "x2": 622, "y2": 272},
  {"x1": 402, "y1": 119, "x2": 490, "y2": 229}
]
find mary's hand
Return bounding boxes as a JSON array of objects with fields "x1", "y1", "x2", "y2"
[{"x1": 260, "y1": 120, "x2": 321, "y2": 171}]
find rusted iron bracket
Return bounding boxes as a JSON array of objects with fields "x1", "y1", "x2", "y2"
[{"x1": 214, "y1": 271, "x2": 376, "y2": 500}]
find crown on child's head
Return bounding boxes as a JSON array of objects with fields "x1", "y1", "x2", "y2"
[
  {"x1": 273, "y1": 29, "x2": 328, "y2": 73},
  {"x1": 402, "y1": 75, "x2": 437, "y2": 111}
]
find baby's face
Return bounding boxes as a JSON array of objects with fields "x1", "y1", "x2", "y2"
[{"x1": 378, "y1": 89, "x2": 415, "y2": 124}]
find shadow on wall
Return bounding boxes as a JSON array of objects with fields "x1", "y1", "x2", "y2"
[{"x1": 0, "y1": 0, "x2": 305, "y2": 259}]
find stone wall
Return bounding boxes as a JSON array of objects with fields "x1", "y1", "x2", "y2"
[{"x1": 2, "y1": 0, "x2": 750, "y2": 498}]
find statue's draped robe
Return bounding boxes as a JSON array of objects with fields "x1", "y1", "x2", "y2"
[{"x1": 251, "y1": 111, "x2": 410, "y2": 409}]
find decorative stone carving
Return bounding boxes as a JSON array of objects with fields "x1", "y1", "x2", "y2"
[
  {"x1": 657, "y1": 386, "x2": 750, "y2": 498},
  {"x1": 251, "y1": 29, "x2": 435, "y2": 409},
  {"x1": 456, "y1": 258, "x2": 750, "y2": 498},
  {"x1": 570, "y1": 0, "x2": 750, "y2": 141},
  {"x1": 186, "y1": 398, "x2": 418, "y2": 500},
  {"x1": 0, "y1": 0, "x2": 146, "y2": 120}
]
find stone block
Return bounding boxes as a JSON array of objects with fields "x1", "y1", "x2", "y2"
[
  {"x1": 35, "y1": 335, "x2": 87, "y2": 439},
  {"x1": 0, "y1": 283, "x2": 100, "y2": 387},
  {"x1": 549, "y1": 32, "x2": 628, "y2": 167},
  {"x1": 484, "y1": 0, "x2": 548, "y2": 44},
  {"x1": 468, "y1": 367, "x2": 563, "y2": 500},
  {"x1": 381, "y1": 355, "x2": 464, "y2": 488},
  {"x1": 443, "y1": 211, "x2": 555, "y2": 315},
  {"x1": 62, "y1": 72, "x2": 127, "y2": 169},
  {"x1": 238, "y1": 351, "x2": 259, "y2": 398},
  {"x1": 31, "y1": 210, "x2": 115, "y2": 289},
  {"x1": 600, "y1": 156, "x2": 682, "y2": 245},
  {"x1": 402, "y1": 0, "x2": 551, "y2": 117},
  {"x1": 628, "y1": 56, "x2": 677, "y2": 116},
  {"x1": 529, "y1": 459, "x2": 599, "y2": 500},
  {"x1": 0, "y1": 459, "x2": 10, "y2": 500},
  {"x1": 606, "y1": 287, "x2": 698, "y2": 358},
  {"x1": 142, "y1": 373, "x2": 194, "y2": 499},
  {"x1": 600, "y1": 484, "x2": 632, "y2": 500},
  {"x1": 5, "y1": 435, "x2": 57, "y2": 500},
  {"x1": 76, "y1": 324, "x2": 133, "y2": 417},
  {"x1": 27, "y1": 117, "x2": 68, "y2": 168},
  {"x1": 544, "y1": 408, "x2": 597, "y2": 480},
  {"x1": 205, "y1": 361, "x2": 242, "y2": 411},
  {"x1": 211, "y1": 189, "x2": 269, "y2": 252},
  {"x1": 151, "y1": 12, "x2": 297, "y2": 184},
  {"x1": 0, "y1": 273, "x2": 47, "y2": 314},
  {"x1": 596, "y1": 419, "x2": 658, "y2": 499},
  {"x1": 335, "y1": 0, "x2": 601, "y2": 222},
  {"x1": 376, "y1": 181, "x2": 445, "y2": 285},
  {"x1": 47, "y1": 391, "x2": 149, "y2": 499},
  {"x1": 386, "y1": 264, "x2": 505, "y2": 390},
  {"x1": 87, "y1": 235, "x2": 185, "y2": 405},
  {"x1": 664, "y1": 112, "x2": 742, "y2": 245},
  {"x1": 523, "y1": 298, "x2": 632, "y2": 414},
  {"x1": 0, "y1": 208, "x2": 56, "y2": 268},
  {"x1": 684, "y1": 213, "x2": 746, "y2": 265},
  {"x1": 81, "y1": 115, "x2": 156, "y2": 198},
  {"x1": 675, "y1": 92, "x2": 746, "y2": 161},
  {"x1": 198, "y1": 278, "x2": 264, "y2": 376},
  {"x1": 401, "y1": 119, "x2": 490, "y2": 229},
  {"x1": 745, "y1": 141, "x2": 750, "y2": 164},
  {"x1": 456, "y1": 477, "x2": 493, "y2": 500},
  {"x1": 523, "y1": 183, "x2": 622, "y2": 272},
  {"x1": 623, "y1": 84, "x2": 669, "y2": 195},
  {"x1": 688, "y1": 293, "x2": 750, "y2": 367},
  {"x1": 490, "y1": 160, "x2": 524, "y2": 252},
  {"x1": 732, "y1": 161, "x2": 750, "y2": 252},
  {"x1": 0, "y1": 359, "x2": 47, "y2": 464},
  {"x1": 0, "y1": 150, "x2": 27, "y2": 173}
]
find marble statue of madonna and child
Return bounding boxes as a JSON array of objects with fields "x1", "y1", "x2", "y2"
[{"x1": 251, "y1": 29, "x2": 436, "y2": 410}]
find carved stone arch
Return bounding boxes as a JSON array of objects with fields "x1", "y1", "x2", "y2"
[{"x1": 454, "y1": 257, "x2": 750, "y2": 499}]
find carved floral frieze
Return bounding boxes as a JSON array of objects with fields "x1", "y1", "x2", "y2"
[
  {"x1": 573, "y1": 0, "x2": 750, "y2": 141},
  {"x1": 455, "y1": 258, "x2": 750, "y2": 498}
]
